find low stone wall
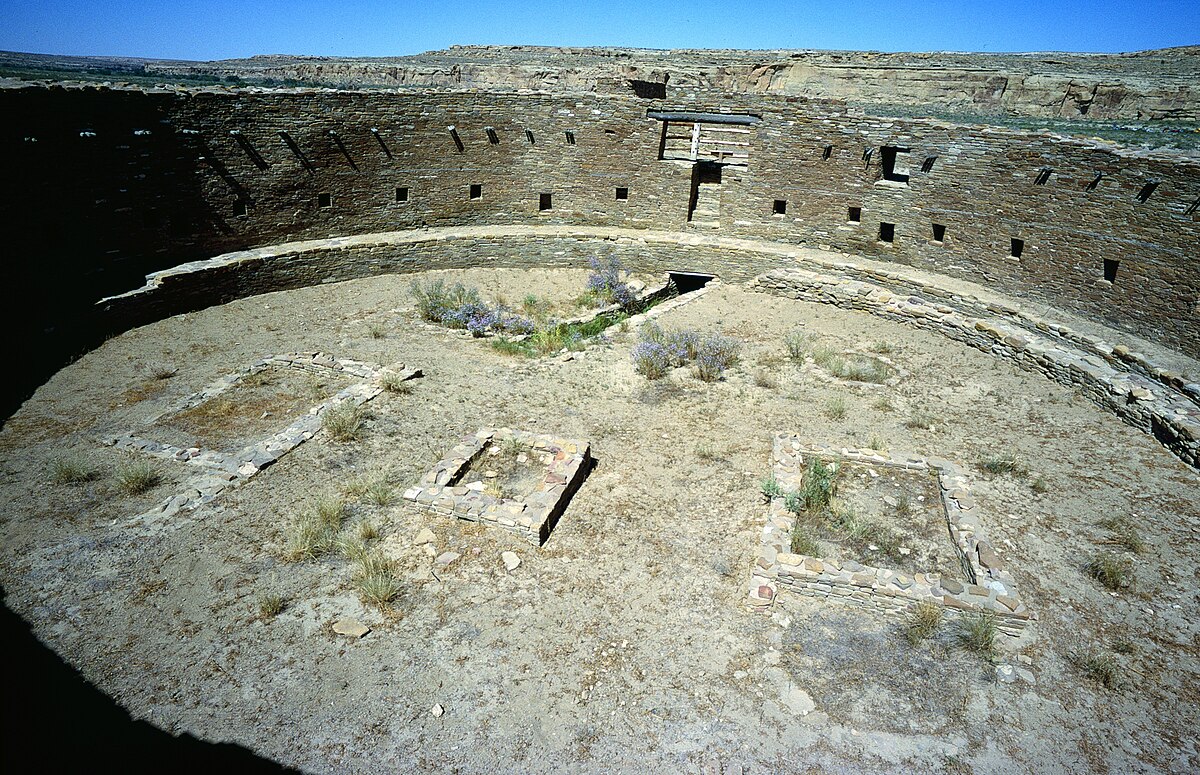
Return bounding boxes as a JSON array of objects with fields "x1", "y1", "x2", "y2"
[
  {"x1": 751, "y1": 268, "x2": 1200, "y2": 469},
  {"x1": 403, "y1": 428, "x2": 592, "y2": 545},
  {"x1": 748, "y1": 435, "x2": 1032, "y2": 637},
  {"x1": 102, "y1": 352, "x2": 416, "y2": 527}
]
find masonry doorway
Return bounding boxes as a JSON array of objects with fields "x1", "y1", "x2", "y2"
[{"x1": 688, "y1": 161, "x2": 723, "y2": 226}]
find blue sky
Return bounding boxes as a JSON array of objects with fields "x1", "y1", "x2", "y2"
[{"x1": 1, "y1": 0, "x2": 1197, "y2": 60}]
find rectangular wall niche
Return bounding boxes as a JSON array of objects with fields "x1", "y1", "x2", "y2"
[
  {"x1": 469, "y1": 184, "x2": 482, "y2": 200},
  {"x1": 395, "y1": 187, "x2": 409, "y2": 203},
  {"x1": 539, "y1": 193, "x2": 553, "y2": 211},
  {"x1": 879, "y1": 222, "x2": 895, "y2": 243},
  {"x1": 880, "y1": 146, "x2": 911, "y2": 183},
  {"x1": 233, "y1": 200, "x2": 248, "y2": 218},
  {"x1": 1104, "y1": 259, "x2": 1120, "y2": 283},
  {"x1": 848, "y1": 206, "x2": 861, "y2": 223},
  {"x1": 772, "y1": 199, "x2": 787, "y2": 215},
  {"x1": 615, "y1": 187, "x2": 629, "y2": 201},
  {"x1": 932, "y1": 223, "x2": 946, "y2": 243},
  {"x1": 317, "y1": 192, "x2": 332, "y2": 208},
  {"x1": 1010, "y1": 238, "x2": 1025, "y2": 259}
]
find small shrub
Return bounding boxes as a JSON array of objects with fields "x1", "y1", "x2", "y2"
[
  {"x1": 958, "y1": 612, "x2": 998, "y2": 658},
  {"x1": 783, "y1": 491, "x2": 804, "y2": 516},
  {"x1": 867, "y1": 434, "x2": 885, "y2": 451},
  {"x1": 632, "y1": 341, "x2": 678, "y2": 380},
  {"x1": 799, "y1": 459, "x2": 838, "y2": 513},
  {"x1": 354, "y1": 554, "x2": 402, "y2": 609},
  {"x1": 322, "y1": 402, "x2": 365, "y2": 441},
  {"x1": 695, "y1": 443, "x2": 720, "y2": 461},
  {"x1": 824, "y1": 397, "x2": 848, "y2": 420},
  {"x1": 811, "y1": 345, "x2": 840, "y2": 370},
  {"x1": 784, "y1": 330, "x2": 809, "y2": 361},
  {"x1": 380, "y1": 372, "x2": 414, "y2": 394},
  {"x1": 867, "y1": 341, "x2": 894, "y2": 354},
  {"x1": 979, "y1": 454, "x2": 1028, "y2": 478},
  {"x1": 366, "y1": 322, "x2": 386, "y2": 339},
  {"x1": 873, "y1": 397, "x2": 895, "y2": 413},
  {"x1": 51, "y1": 456, "x2": 98, "y2": 485},
  {"x1": 1084, "y1": 551, "x2": 1133, "y2": 590},
  {"x1": 115, "y1": 460, "x2": 160, "y2": 495},
  {"x1": 895, "y1": 494, "x2": 911, "y2": 518},
  {"x1": 906, "y1": 410, "x2": 937, "y2": 430},
  {"x1": 693, "y1": 334, "x2": 740, "y2": 382},
  {"x1": 585, "y1": 256, "x2": 636, "y2": 307},
  {"x1": 760, "y1": 475, "x2": 783, "y2": 502},
  {"x1": 1098, "y1": 515, "x2": 1145, "y2": 554},
  {"x1": 257, "y1": 594, "x2": 285, "y2": 619},
  {"x1": 1072, "y1": 647, "x2": 1123, "y2": 690},
  {"x1": 904, "y1": 601, "x2": 943, "y2": 645},
  {"x1": 490, "y1": 338, "x2": 534, "y2": 358},
  {"x1": 790, "y1": 525, "x2": 819, "y2": 556},
  {"x1": 1030, "y1": 476, "x2": 1049, "y2": 494},
  {"x1": 411, "y1": 278, "x2": 483, "y2": 324}
]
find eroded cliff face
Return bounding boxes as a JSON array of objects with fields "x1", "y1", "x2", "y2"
[{"x1": 134, "y1": 45, "x2": 1200, "y2": 120}]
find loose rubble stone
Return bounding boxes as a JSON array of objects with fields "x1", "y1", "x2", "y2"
[
  {"x1": 332, "y1": 619, "x2": 370, "y2": 639},
  {"x1": 502, "y1": 551, "x2": 521, "y2": 571}
]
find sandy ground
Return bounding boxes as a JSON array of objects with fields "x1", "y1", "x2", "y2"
[{"x1": 1, "y1": 266, "x2": 1198, "y2": 774}]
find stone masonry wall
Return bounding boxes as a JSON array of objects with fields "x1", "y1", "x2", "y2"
[{"x1": 2, "y1": 82, "x2": 1198, "y2": 410}]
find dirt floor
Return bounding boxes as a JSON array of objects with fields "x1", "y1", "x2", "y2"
[{"x1": 1, "y1": 266, "x2": 1198, "y2": 774}]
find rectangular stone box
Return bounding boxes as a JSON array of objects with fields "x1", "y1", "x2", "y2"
[{"x1": 403, "y1": 427, "x2": 592, "y2": 545}]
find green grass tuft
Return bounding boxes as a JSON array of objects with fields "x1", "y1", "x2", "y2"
[
  {"x1": 1084, "y1": 551, "x2": 1133, "y2": 590},
  {"x1": 115, "y1": 460, "x2": 161, "y2": 495},
  {"x1": 51, "y1": 456, "x2": 98, "y2": 485},
  {"x1": 958, "y1": 612, "x2": 998, "y2": 659},
  {"x1": 322, "y1": 402, "x2": 365, "y2": 441},
  {"x1": 904, "y1": 601, "x2": 943, "y2": 645}
]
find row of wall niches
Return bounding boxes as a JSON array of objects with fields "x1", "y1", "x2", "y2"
[
  {"x1": 42, "y1": 128, "x2": 1200, "y2": 216},
  {"x1": 229, "y1": 185, "x2": 632, "y2": 216}
]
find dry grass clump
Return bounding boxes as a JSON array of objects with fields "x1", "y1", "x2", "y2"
[
  {"x1": 1072, "y1": 646, "x2": 1124, "y2": 690},
  {"x1": 904, "y1": 601, "x2": 944, "y2": 645},
  {"x1": 354, "y1": 553, "x2": 402, "y2": 609},
  {"x1": 978, "y1": 453, "x2": 1028, "y2": 478},
  {"x1": 284, "y1": 495, "x2": 347, "y2": 561},
  {"x1": 364, "y1": 478, "x2": 394, "y2": 507},
  {"x1": 789, "y1": 525, "x2": 819, "y2": 556},
  {"x1": 1098, "y1": 515, "x2": 1145, "y2": 554},
  {"x1": 753, "y1": 369, "x2": 778, "y2": 389},
  {"x1": 115, "y1": 460, "x2": 161, "y2": 495},
  {"x1": 958, "y1": 612, "x2": 998, "y2": 659},
  {"x1": 1084, "y1": 551, "x2": 1133, "y2": 590},
  {"x1": 146, "y1": 362, "x2": 178, "y2": 380},
  {"x1": 380, "y1": 372, "x2": 414, "y2": 394},
  {"x1": 824, "y1": 397, "x2": 848, "y2": 420},
  {"x1": 322, "y1": 402, "x2": 365, "y2": 441},
  {"x1": 906, "y1": 409, "x2": 937, "y2": 430},
  {"x1": 50, "y1": 456, "x2": 99, "y2": 485},
  {"x1": 257, "y1": 594, "x2": 286, "y2": 619}
]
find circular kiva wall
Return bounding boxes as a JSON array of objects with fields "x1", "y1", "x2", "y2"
[
  {"x1": 3, "y1": 83, "x2": 1199, "y2": 414},
  {"x1": 97, "y1": 225, "x2": 1200, "y2": 469}
]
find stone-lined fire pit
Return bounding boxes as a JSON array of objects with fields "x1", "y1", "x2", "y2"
[{"x1": 403, "y1": 428, "x2": 592, "y2": 545}]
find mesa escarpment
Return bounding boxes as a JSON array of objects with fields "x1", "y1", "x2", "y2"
[{"x1": 122, "y1": 45, "x2": 1200, "y2": 120}]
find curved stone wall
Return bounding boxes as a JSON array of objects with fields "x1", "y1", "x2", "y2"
[
  {"x1": 2, "y1": 82, "x2": 1198, "y2": 410},
  {"x1": 94, "y1": 226, "x2": 1200, "y2": 469}
]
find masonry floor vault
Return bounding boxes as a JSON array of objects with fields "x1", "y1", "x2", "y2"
[{"x1": 1, "y1": 266, "x2": 1198, "y2": 774}]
